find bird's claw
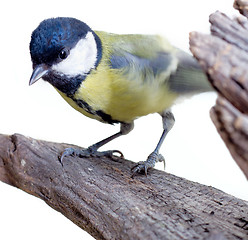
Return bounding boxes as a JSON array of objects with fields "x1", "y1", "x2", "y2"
[
  {"x1": 131, "y1": 161, "x2": 149, "y2": 177},
  {"x1": 59, "y1": 147, "x2": 124, "y2": 165},
  {"x1": 102, "y1": 150, "x2": 124, "y2": 158},
  {"x1": 131, "y1": 152, "x2": 165, "y2": 177},
  {"x1": 60, "y1": 147, "x2": 76, "y2": 165}
]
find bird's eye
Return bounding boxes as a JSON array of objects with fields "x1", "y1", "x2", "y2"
[{"x1": 58, "y1": 48, "x2": 70, "y2": 60}]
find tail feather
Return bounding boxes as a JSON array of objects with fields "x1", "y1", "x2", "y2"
[{"x1": 168, "y1": 50, "x2": 212, "y2": 94}]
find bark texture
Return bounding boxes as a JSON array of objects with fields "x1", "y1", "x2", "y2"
[
  {"x1": 190, "y1": 1, "x2": 248, "y2": 179},
  {"x1": 0, "y1": 133, "x2": 248, "y2": 240}
]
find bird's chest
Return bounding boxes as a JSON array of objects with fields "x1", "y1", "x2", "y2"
[
  {"x1": 58, "y1": 69, "x2": 123, "y2": 123},
  {"x1": 59, "y1": 67, "x2": 176, "y2": 123}
]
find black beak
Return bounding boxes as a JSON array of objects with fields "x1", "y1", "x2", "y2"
[{"x1": 29, "y1": 64, "x2": 49, "y2": 85}]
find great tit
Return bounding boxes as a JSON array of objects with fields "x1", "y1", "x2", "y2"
[{"x1": 29, "y1": 17, "x2": 211, "y2": 176}]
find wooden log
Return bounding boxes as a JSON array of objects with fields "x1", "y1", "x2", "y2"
[
  {"x1": 211, "y1": 97, "x2": 248, "y2": 178},
  {"x1": 190, "y1": 8, "x2": 248, "y2": 179},
  {"x1": 234, "y1": 0, "x2": 248, "y2": 18},
  {"x1": 0, "y1": 133, "x2": 248, "y2": 240}
]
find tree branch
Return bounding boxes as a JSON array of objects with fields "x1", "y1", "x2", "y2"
[
  {"x1": 0, "y1": 133, "x2": 248, "y2": 240},
  {"x1": 234, "y1": 0, "x2": 248, "y2": 18},
  {"x1": 190, "y1": 2, "x2": 248, "y2": 179}
]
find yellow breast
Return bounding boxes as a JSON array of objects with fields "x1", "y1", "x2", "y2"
[{"x1": 68, "y1": 65, "x2": 176, "y2": 123}]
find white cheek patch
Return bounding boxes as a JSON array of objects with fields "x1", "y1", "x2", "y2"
[{"x1": 52, "y1": 32, "x2": 98, "y2": 77}]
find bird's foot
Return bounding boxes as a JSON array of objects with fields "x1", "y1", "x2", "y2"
[
  {"x1": 131, "y1": 152, "x2": 165, "y2": 177},
  {"x1": 59, "y1": 146, "x2": 123, "y2": 165}
]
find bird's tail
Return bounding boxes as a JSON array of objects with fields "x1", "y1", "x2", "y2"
[{"x1": 168, "y1": 50, "x2": 212, "y2": 95}]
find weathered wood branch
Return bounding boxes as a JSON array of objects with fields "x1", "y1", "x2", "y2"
[
  {"x1": 211, "y1": 97, "x2": 248, "y2": 180},
  {"x1": 234, "y1": 0, "x2": 248, "y2": 18},
  {"x1": 0, "y1": 133, "x2": 248, "y2": 240},
  {"x1": 190, "y1": 1, "x2": 248, "y2": 179}
]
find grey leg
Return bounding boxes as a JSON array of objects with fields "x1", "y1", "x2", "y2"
[
  {"x1": 60, "y1": 122, "x2": 134, "y2": 164},
  {"x1": 132, "y1": 110, "x2": 175, "y2": 176}
]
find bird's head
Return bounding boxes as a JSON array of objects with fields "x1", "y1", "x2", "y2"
[{"x1": 29, "y1": 17, "x2": 102, "y2": 95}]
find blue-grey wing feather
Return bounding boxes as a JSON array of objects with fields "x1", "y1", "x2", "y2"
[{"x1": 110, "y1": 51, "x2": 173, "y2": 76}]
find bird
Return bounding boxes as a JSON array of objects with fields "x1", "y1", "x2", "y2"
[{"x1": 29, "y1": 17, "x2": 211, "y2": 176}]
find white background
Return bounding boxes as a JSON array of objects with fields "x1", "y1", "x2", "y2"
[{"x1": 0, "y1": 0, "x2": 247, "y2": 239}]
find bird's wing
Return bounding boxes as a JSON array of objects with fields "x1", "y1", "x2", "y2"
[
  {"x1": 110, "y1": 51, "x2": 174, "y2": 75},
  {"x1": 108, "y1": 34, "x2": 178, "y2": 83},
  {"x1": 97, "y1": 32, "x2": 211, "y2": 93}
]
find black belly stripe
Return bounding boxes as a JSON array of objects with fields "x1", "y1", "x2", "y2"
[
  {"x1": 95, "y1": 110, "x2": 119, "y2": 124},
  {"x1": 68, "y1": 94, "x2": 119, "y2": 124}
]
